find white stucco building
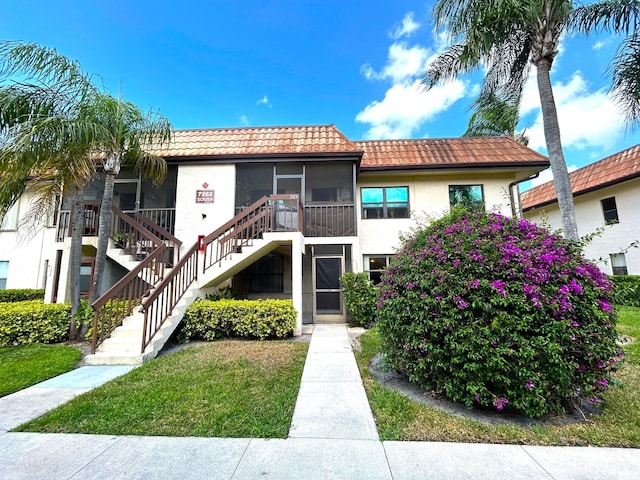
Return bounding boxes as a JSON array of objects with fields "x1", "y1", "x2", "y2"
[
  {"x1": 522, "y1": 144, "x2": 640, "y2": 275},
  {"x1": 0, "y1": 125, "x2": 549, "y2": 363}
]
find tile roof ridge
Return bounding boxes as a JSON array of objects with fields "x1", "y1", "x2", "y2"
[
  {"x1": 524, "y1": 143, "x2": 640, "y2": 196},
  {"x1": 172, "y1": 124, "x2": 338, "y2": 133}
]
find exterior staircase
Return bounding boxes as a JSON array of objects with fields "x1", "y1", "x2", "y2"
[{"x1": 84, "y1": 195, "x2": 302, "y2": 366}]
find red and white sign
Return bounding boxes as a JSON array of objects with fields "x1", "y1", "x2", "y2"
[{"x1": 196, "y1": 190, "x2": 215, "y2": 203}]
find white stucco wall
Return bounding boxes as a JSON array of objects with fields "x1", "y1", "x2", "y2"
[
  {"x1": 356, "y1": 171, "x2": 516, "y2": 264},
  {"x1": 0, "y1": 192, "x2": 58, "y2": 291},
  {"x1": 174, "y1": 164, "x2": 236, "y2": 251},
  {"x1": 523, "y1": 179, "x2": 640, "y2": 275}
]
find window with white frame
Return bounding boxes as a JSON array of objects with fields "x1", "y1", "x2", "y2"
[
  {"x1": 601, "y1": 197, "x2": 619, "y2": 224},
  {"x1": 610, "y1": 253, "x2": 628, "y2": 275},
  {"x1": 0, "y1": 203, "x2": 19, "y2": 231},
  {"x1": 364, "y1": 255, "x2": 393, "y2": 284},
  {"x1": 449, "y1": 184, "x2": 485, "y2": 211},
  {"x1": 361, "y1": 187, "x2": 409, "y2": 219},
  {"x1": 0, "y1": 261, "x2": 8, "y2": 289}
]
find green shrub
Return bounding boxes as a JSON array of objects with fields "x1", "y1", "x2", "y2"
[
  {"x1": 340, "y1": 272, "x2": 378, "y2": 327},
  {"x1": 0, "y1": 289, "x2": 45, "y2": 302},
  {"x1": 608, "y1": 276, "x2": 640, "y2": 307},
  {"x1": 377, "y1": 210, "x2": 620, "y2": 418},
  {"x1": 0, "y1": 301, "x2": 71, "y2": 347},
  {"x1": 180, "y1": 299, "x2": 296, "y2": 342}
]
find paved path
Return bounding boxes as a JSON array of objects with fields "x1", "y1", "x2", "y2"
[{"x1": 1, "y1": 325, "x2": 639, "y2": 479}]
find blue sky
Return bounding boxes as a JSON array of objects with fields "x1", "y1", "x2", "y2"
[{"x1": 3, "y1": 0, "x2": 640, "y2": 187}]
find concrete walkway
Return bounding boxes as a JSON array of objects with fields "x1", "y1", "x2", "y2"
[{"x1": 1, "y1": 325, "x2": 639, "y2": 479}]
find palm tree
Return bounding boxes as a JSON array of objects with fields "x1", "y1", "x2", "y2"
[
  {"x1": 83, "y1": 93, "x2": 171, "y2": 303},
  {"x1": 0, "y1": 41, "x2": 100, "y2": 335},
  {"x1": 463, "y1": 90, "x2": 529, "y2": 145},
  {"x1": 425, "y1": 0, "x2": 640, "y2": 242},
  {"x1": 0, "y1": 41, "x2": 172, "y2": 330}
]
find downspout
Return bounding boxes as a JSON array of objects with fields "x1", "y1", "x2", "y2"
[{"x1": 509, "y1": 172, "x2": 540, "y2": 218}]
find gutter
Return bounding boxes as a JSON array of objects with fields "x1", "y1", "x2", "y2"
[{"x1": 509, "y1": 172, "x2": 540, "y2": 218}]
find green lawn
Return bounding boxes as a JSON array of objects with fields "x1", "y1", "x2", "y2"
[
  {"x1": 16, "y1": 340, "x2": 308, "y2": 438},
  {"x1": 0, "y1": 344, "x2": 82, "y2": 398},
  {"x1": 355, "y1": 306, "x2": 640, "y2": 447}
]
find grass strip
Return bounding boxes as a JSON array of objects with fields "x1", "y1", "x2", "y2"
[
  {"x1": 0, "y1": 344, "x2": 82, "y2": 398},
  {"x1": 16, "y1": 340, "x2": 308, "y2": 438},
  {"x1": 355, "y1": 307, "x2": 640, "y2": 446}
]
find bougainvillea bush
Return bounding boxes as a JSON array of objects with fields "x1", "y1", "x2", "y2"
[{"x1": 376, "y1": 210, "x2": 622, "y2": 417}]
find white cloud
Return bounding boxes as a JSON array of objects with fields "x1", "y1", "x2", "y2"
[
  {"x1": 356, "y1": 79, "x2": 468, "y2": 139},
  {"x1": 390, "y1": 12, "x2": 420, "y2": 40},
  {"x1": 257, "y1": 95, "x2": 271, "y2": 107},
  {"x1": 357, "y1": 14, "x2": 471, "y2": 139},
  {"x1": 239, "y1": 115, "x2": 250, "y2": 126},
  {"x1": 528, "y1": 164, "x2": 579, "y2": 188},
  {"x1": 521, "y1": 72, "x2": 625, "y2": 152}
]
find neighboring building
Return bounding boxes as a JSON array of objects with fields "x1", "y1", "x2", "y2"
[
  {"x1": 521, "y1": 144, "x2": 640, "y2": 275},
  {"x1": 0, "y1": 125, "x2": 548, "y2": 363}
]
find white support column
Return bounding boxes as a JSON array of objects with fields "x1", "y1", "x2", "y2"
[{"x1": 291, "y1": 233, "x2": 305, "y2": 336}]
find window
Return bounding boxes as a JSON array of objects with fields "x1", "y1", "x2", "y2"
[
  {"x1": 610, "y1": 253, "x2": 628, "y2": 276},
  {"x1": 0, "y1": 203, "x2": 19, "y2": 231},
  {"x1": 364, "y1": 255, "x2": 392, "y2": 284},
  {"x1": 0, "y1": 261, "x2": 8, "y2": 289},
  {"x1": 449, "y1": 185, "x2": 485, "y2": 211},
  {"x1": 601, "y1": 197, "x2": 619, "y2": 224},
  {"x1": 361, "y1": 187, "x2": 409, "y2": 219},
  {"x1": 79, "y1": 258, "x2": 95, "y2": 298},
  {"x1": 248, "y1": 253, "x2": 284, "y2": 293}
]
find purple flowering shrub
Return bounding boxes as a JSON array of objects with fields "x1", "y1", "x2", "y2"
[{"x1": 376, "y1": 210, "x2": 622, "y2": 417}]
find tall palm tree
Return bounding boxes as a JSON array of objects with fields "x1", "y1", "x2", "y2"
[
  {"x1": 0, "y1": 41, "x2": 100, "y2": 335},
  {"x1": 425, "y1": 0, "x2": 640, "y2": 241},
  {"x1": 83, "y1": 93, "x2": 171, "y2": 303}
]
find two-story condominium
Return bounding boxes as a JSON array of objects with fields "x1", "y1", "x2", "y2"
[
  {"x1": 0, "y1": 125, "x2": 549, "y2": 363},
  {"x1": 521, "y1": 144, "x2": 640, "y2": 276}
]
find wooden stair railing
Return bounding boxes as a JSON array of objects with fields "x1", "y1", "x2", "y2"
[
  {"x1": 140, "y1": 242, "x2": 199, "y2": 354},
  {"x1": 93, "y1": 194, "x2": 304, "y2": 356},
  {"x1": 202, "y1": 196, "x2": 272, "y2": 274},
  {"x1": 90, "y1": 208, "x2": 165, "y2": 354},
  {"x1": 132, "y1": 211, "x2": 183, "y2": 265}
]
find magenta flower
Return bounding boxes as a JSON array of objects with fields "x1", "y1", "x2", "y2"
[
  {"x1": 597, "y1": 379, "x2": 609, "y2": 388},
  {"x1": 493, "y1": 397, "x2": 509, "y2": 411},
  {"x1": 491, "y1": 280, "x2": 507, "y2": 297},
  {"x1": 598, "y1": 300, "x2": 612, "y2": 312},
  {"x1": 525, "y1": 380, "x2": 534, "y2": 389}
]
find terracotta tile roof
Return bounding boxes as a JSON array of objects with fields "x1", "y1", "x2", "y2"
[
  {"x1": 521, "y1": 144, "x2": 640, "y2": 210},
  {"x1": 152, "y1": 125, "x2": 362, "y2": 157},
  {"x1": 356, "y1": 136, "x2": 549, "y2": 170}
]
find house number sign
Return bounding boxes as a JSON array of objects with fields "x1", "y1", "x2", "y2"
[{"x1": 196, "y1": 190, "x2": 215, "y2": 203}]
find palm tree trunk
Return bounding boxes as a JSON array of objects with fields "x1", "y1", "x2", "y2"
[
  {"x1": 89, "y1": 171, "x2": 115, "y2": 303},
  {"x1": 68, "y1": 190, "x2": 84, "y2": 339},
  {"x1": 536, "y1": 59, "x2": 579, "y2": 242}
]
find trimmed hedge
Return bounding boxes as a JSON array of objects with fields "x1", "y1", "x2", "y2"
[
  {"x1": 179, "y1": 299, "x2": 296, "y2": 342},
  {"x1": 0, "y1": 301, "x2": 71, "y2": 348},
  {"x1": 608, "y1": 275, "x2": 640, "y2": 307},
  {"x1": 0, "y1": 289, "x2": 45, "y2": 302}
]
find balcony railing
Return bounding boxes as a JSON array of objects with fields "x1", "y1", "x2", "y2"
[{"x1": 303, "y1": 203, "x2": 355, "y2": 237}]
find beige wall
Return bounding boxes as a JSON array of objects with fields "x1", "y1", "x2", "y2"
[
  {"x1": 356, "y1": 171, "x2": 516, "y2": 267},
  {"x1": 523, "y1": 179, "x2": 640, "y2": 275},
  {"x1": 174, "y1": 164, "x2": 236, "y2": 252}
]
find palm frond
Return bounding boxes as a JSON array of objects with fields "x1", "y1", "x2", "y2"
[
  {"x1": 608, "y1": 32, "x2": 640, "y2": 125},
  {"x1": 570, "y1": 0, "x2": 640, "y2": 35}
]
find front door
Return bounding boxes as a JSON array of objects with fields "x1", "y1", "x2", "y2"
[{"x1": 312, "y1": 246, "x2": 346, "y2": 323}]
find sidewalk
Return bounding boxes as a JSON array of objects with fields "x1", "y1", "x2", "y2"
[{"x1": 0, "y1": 325, "x2": 639, "y2": 479}]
